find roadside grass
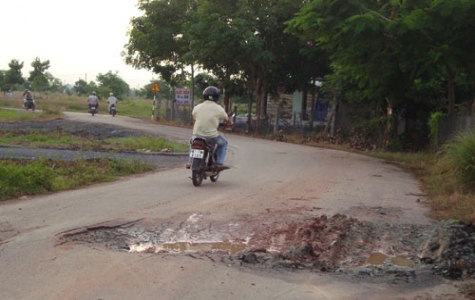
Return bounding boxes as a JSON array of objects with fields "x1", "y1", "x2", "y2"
[
  {"x1": 0, "y1": 107, "x2": 61, "y2": 121},
  {"x1": 0, "y1": 109, "x2": 189, "y2": 152},
  {"x1": 107, "y1": 136, "x2": 189, "y2": 152},
  {"x1": 0, "y1": 158, "x2": 154, "y2": 201},
  {"x1": 115, "y1": 98, "x2": 155, "y2": 118},
  {"x1": 0, "y1": 109, "x2": 39, "y2": 121},
  {"x1": 0, "y1": 104, "x2": 188, "y2": 201},
  {"x1": 0, "y1": 130, "x2": 189, "y2": 152}
]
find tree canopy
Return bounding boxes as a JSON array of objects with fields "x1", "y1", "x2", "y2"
[
  {"x1": 5, "y1": 59, "x2": 25, "y2": 90},
  {"x1": 286, "y1": 0, "x2": 475, "y2": 117},
  {"x1": 28, "y1": 57, "x2": 51, "y2": 92},
  {"x1": 96, "y1": 71, "x2": 130, "y2": 99},
  {"x1": 125, "y1": 0, "x2": 331, "y2": 120}
]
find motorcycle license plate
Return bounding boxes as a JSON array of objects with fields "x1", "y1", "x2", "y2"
[{"x1": 190, "y1": 149, "x2": 204, "y2": 159}]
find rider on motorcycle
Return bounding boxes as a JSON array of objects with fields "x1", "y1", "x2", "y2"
[
  {"x1": 87, "y1": 91, "x2": 99, "y2": 111},
  {"x1": 188, "y1": 86, "x2": 233, "y2": 169},
  {"x1": 23, "y1": 89, "x2": 33, "y2": 106},
  {"x1": 107, "y1": 92, "x2": 118, "y2": 113}
]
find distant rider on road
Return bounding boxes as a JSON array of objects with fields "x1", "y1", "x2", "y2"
[
  {"x1": 87, "y1": 91, "x2": 99, "y2": 111},
  {"x1": 107, "y1": 93, "x2": 118, "y2": 113},
  {"x1": 23, "y1": 89, "x2": 33, "y2": 106}
]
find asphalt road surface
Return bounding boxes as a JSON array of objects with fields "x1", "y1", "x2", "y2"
[{"x1": 0, "y1": 112, "x2": 467, "y2": 300}]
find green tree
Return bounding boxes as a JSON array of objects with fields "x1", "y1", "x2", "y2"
[
  {"x1": 45, "y1": 74, "x2": 64, "y2": 93},
  {"x1": 0, "y1": 71, "x2": 7, "y2": 94},
  {"x1": 28, "y1": 57, "x2": 50, "y2": 92},
  {"x1": 73, "y1": 79, "x2": 98, "y2": 96},
  {"x1": 285, "y1": 0, "x2": 475, "y2": 149},
  {"x1": 5, "y1": 59, "x2": 25, "y2": 91},
  {"x1": 123, "y1": 0, "x2": 197, "y2": 86},
  {"x1": 188, "y1": 0, "x2": 327, "y2": 128},
  {"x1": 194, "y1": 73, "x2": 219, "y2": 95},
  {"x1": 73, "y1": 79, "x2": 89, "y2": 96},
  {"x1": 287, "y1": 0, "x2": 475, "y2": 117},
  {"x1": 96, "y1": 71, "x2": 130, "y2": 99},
  {"x1": 391, "y1": 0, "x2": 475, "y2": 116}
]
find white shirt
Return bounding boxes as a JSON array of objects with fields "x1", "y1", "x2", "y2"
[
  {"x1": 192, "y1": 100, "x2": 228, "y2": 138},
  {"x1": 107, "y1": 96, "x2": 118, "y2": 105}
]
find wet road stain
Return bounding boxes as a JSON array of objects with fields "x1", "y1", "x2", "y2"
[
  {"x1": 368, "y1": 252, "x2": 388, "y2": 265},
  {"x1": 129, "y1": 241, "x2": 247, "y2": 254}
]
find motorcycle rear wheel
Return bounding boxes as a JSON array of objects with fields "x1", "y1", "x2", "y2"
[{"x1": 192, "y1": 169, "x2": 204, "y2": 186}]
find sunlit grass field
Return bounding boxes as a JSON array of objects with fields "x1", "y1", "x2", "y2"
[{"x1": 0, "y1": 91, "x2": 157, "y2": 119}]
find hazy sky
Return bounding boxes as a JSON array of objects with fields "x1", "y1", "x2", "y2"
[{"x1": 0, "y1": 0, "x2": 157, "y2": 88}]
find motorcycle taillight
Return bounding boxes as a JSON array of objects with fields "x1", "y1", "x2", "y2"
[{"x1": 191, "y1": 140, "x2": 207, "y2": 150}]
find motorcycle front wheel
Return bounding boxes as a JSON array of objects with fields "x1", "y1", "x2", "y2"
[{"x1": 192, "y1": 169, "x2": 204, "y2": 186}]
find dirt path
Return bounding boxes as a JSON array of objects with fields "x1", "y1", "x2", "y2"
[{"x1": 0, "y1": 113, "x2": 474, "y2": 300}]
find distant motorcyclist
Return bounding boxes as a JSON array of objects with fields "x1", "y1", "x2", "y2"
[
  {"x1": 189, "y1": 86, "x2": 233, "y2": 169},
  {"x1": 87, "y1": 91, "x2": 99, "y2": 111},
  {"x1": 107, "y1": 93, "x2": 118, "y2": 113},
  {"x1": 22, "y1": 89, "x2": 33, "y2": 106}
]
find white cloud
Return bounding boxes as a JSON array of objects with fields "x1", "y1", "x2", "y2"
[{"x1": 0, "y1": 0, "x2": 157, "y2": 88}]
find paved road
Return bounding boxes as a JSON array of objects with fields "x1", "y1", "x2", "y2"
[
  {"x1": 0, "y1": 145, "x2": 186, "y2": 167},
  {"x1": 0, "y1": 112, "x2": 461, "y2": 300}
]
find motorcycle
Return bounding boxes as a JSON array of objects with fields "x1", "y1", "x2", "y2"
[
  {"x1": 109, "y1": 104, "x2": 117, "y2": 117},
  {"x1": 188, "y1": 117, "x2": 234, "y2": 187},
  {"x1": 23, "y1": 99, "x2": 35, "y2": 111},
  {"x1": 88, "y1": 104, "x2": 98, "y2": 116},
  {"x1": 189, "y1": 137, "x2": 226, "y2": 186}
]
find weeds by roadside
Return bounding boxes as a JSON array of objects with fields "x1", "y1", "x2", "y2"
[
  {"x1": 0, "y1": 157, "x2": 154, "y2": 201},
  {"x1": 0, "y1": 130, "x2": 189, "y2": 152}
]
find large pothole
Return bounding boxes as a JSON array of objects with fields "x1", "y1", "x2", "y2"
[{"x1": 56, "y1": 214, "x2": 475, "y2": 281}]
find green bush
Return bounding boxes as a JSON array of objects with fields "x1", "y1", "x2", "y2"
[
  {"x1": 0, "y1": 158, "x2": 55, "y2": 200},
  {"x1": 438, "y1": 129, "x2": 475, "y2": 191}
]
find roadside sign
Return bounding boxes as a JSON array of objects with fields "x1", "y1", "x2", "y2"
[
  {"x1": 175, "y1": 88, "x2": 191, "y2": 106},
  {"x1": 150, "y1": 82, "x2": 161, "y2": 93}
]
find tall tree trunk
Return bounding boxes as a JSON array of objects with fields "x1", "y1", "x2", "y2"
[
  {"x1": 302, "y1": 88, "x2": 308, "y2": 121},
  {"x1": 384, "y1": 98, "x2": 393, "y2": 150},
  {"x1": 190, "y1": 64, "x2": 194, "y2": 123},
  {"x1": 446, "y1": 66, "x2": 456, "y2": 117},
  {"x1": 256, "y1": 78, "x2": 261, "y2": 132},
  {"x1": 309, "y1": 79, "x2": 316, "y2": 130}
]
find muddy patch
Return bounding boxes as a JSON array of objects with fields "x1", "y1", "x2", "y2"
[{"x1": 57, "y1": 214, "x2": 475, "y2": 284}]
